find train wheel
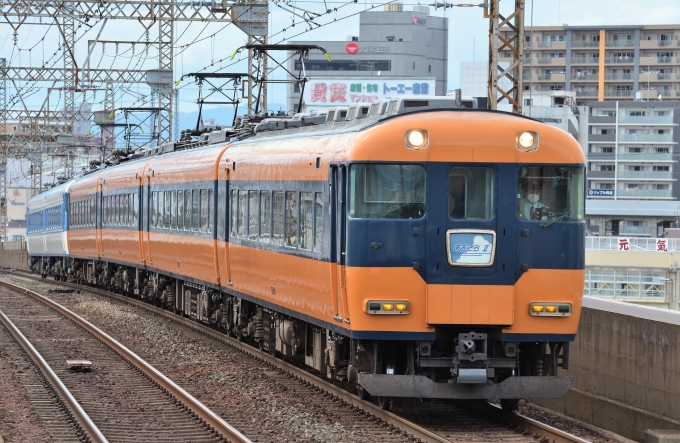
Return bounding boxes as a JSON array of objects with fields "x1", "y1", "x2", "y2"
[
  {"x1": 377, "y1": 396, "x2": 393, "y2": 411},
  {"x1": 500, "y1": 399, "x2": 519, "y2": 412},
  {"x1": 356, "y1": 385, "x2": 368, "y2": 400}
]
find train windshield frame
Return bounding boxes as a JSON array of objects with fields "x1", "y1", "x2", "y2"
[
  {"x1": 517, "y1": 165, "x2": 585, "y2": 223},
  {"x1": 349, "y1": 163, "x2": 426, "y2": 219}
]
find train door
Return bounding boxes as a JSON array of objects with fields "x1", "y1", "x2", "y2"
[
  {"x1": 330, "y1": 164, "x2": 349, "y2": 323},
  {"x1": 426, "y1": 163, "x2": 515, "y2": 325}
]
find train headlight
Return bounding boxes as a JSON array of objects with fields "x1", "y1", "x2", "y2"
[
  {"x1": 405, "y1": 129, "x2": 429, "y2": 150},
  {"x1": 530, "y1": 302, "x2": 572, "y2": 316},
  {"x1": 365, "y1": 300, "x2": 410, "y2": 314},
  {"x1": 516, "y1": 131, "x2": 539, "y2": 152}
]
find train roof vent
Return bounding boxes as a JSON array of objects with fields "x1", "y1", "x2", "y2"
[
  {"x1": 208, "y1": 129, "x2": 231, "y2": 144},
  {"x1": 367, "y1": 99, "x2": 390, "y2": 118},
  {"x1": 389, "y1": 96, "x2": 472, "y2": 116},
  {"x1": 346, "y1": 104, "x2": 370, "y2": 121},
  {"x1": 292, "y1": 112, "x2": 311, "y2": 120},
  {"x1": 159, "y1": 142, "x2": 176, "y2": 154},
  {"x1": 301, "y1": 115, "x2": 327, "y2": 126},
  {"x1": 254, "y1": 118, "x2": 287, "y2": 133},
  {"x1": 326, "y1": 110, "x2": 336, "y2": 122},
  {"x1": 325, "y1": 107, "x2": 348, "y2": 123}
]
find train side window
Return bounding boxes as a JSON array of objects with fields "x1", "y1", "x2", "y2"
[
  {"x1": 208, "y1": 189, "x2": 214, "y2": 233},
  {"x1": 184, "y1": 190, "x2": 191, "y2": 230},
  {"x1": 151, "y1": 192, "x2": 157, "y2": 228},
  {"x1": 177, "y1": 190, "x2": 184, "y2": 230},
  {"x1": 230, "y1": 189, "x2": 238, "y2": 237},
  {"x1": 106, "y1": 196, "x2": 111, "y2": 226},
  {"x1": 159, "y1": 191, "x2": 166, "y2": 228},
  {"x1": 133, "y1": 193, "x2": 138, "y2": 226},
  {"x1": 260, "y1": 191, "x2": 271, "y2": 243},
  {"x1": 237, "y1": 190, "x2": 248, "y2": 237},
  {"x1": 314, "y1": 192, "x2": 324, "y2": 252},
  {"x1": 122, "y1": 194, "x2": 128, "y2": 226},
  {"x1": 285, "y1": 191, "x2": 299, "y2": 248},
  {"x1": 248, "y1": 190, "x2": 258, "y2": 240},
  {"x1": 164, "y1": 191, "x2": 171, "y2": 229},
  {"x1": 117, "y1": 194, "x2": 122, "y2": 226},
  {"x1": 200, "y1": 189, "x2": 209, "y2": 232},
  {"x1": 448, "y1": 166, "x2": 495, "y2": 220},
  {"x1": 170, "y1": 191, "x2": 176, "y2": 229},
  {"x1": 272, "y1": 191, "x2": 284, "y2": 246},
  {"x1": 300, "y1": 192, "x2": 313, "y2": 250},
  {"x1": 192, "y1": 189, "x2": 200, "y2": 232}
]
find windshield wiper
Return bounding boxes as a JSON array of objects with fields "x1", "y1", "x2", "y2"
[{"x1": 540, "y1": 213, "x2": 567, "y2": 228}]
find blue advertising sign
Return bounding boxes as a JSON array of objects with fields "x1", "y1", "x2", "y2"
[{"x1": 587, "y1": 189, "x2": 614, "y2": 197}]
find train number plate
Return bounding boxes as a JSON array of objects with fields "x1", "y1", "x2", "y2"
[{"x1": 446, "y1": 230, "x2": 496, "y2": 267}]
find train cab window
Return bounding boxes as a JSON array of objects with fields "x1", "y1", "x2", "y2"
[
  {"x1": 314, "y1": 192, "x2": 323, "y2": 253},
  {"x1": 177, "y1": 190, "x2": 184, "y2": 230},
  {"x1": 230, "y1": 190, "x2": 238, "y2": 237},
  {"x1": 260, "y1": 191, "x2": 271, "y2": 243},
  {"x1": 237, "y1": 190, "x2": 247, "y2": 237},
  {"x1": 349, "y1": 164, "x2": 426, "y2": 219},
  {"x1": 248, "y1": 190, "x2": 258, "y2": 240},
  {"x1": 517, "y1": 166, "x2": 585, "y2": 222},
  {"x1": 272, "y1": 191, "x2": 284, "y2": 245},
  {"x1": 448, "y1": 166, "x2": 495, "y2": 220},
  {"x1": 300, "y1": 192, "x2": 313, "y2": 250},
  {"x1": 285, "y1": 192, "x2": 299, "y2": 248}
]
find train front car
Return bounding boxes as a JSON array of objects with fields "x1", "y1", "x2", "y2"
[{"x1": 348, "y1": 110, "x2": 585, "y2": 406}]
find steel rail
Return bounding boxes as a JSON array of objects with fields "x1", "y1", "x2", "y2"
[
  {"x1": 0, "y1": 280, "x2": 251, "y2": 443},
  {"x1": 6, "y1": 271, "x2": 591, "y2": 443},
  {"x1": 0, "y1": 309, "x2": 108, "y2": 443}
]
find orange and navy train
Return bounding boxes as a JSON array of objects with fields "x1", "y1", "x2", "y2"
[{"x1": 27, "y1": 97, "x2": 585, "y2": 408}]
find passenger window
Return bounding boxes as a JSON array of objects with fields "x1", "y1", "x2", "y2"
[
  {"x1": 272, "y1": 191, "x2": 284, "y2": 245},
  {"x1": 116, "y1": 195, "x2": 121, "y2": 225},
  {"x1": 159, "y1": 192, "x2": 165, "y2": 228},
  {"x1": 170, "y1": 191, "x2": 176, "y2": 229},
  {"x1": 248, "y1": 191, "x2": 259, "y2": 240},
  {"x1": 123, "y1": 194, "x2": 129, "y2": 225},
  {"x1": 200, "y1": 189, "x2": 208, "y2": 232},
  {"x1": 184, "y1": 190, "x2": 191, "y2": 230},
  {"x1": 448, "y1": 166, "x2": 495, "y2": 220},
  {"x1": 192, "y1": 189, "x2": 200, "y2": 232},
  {"x1": 285, "y1": 192, "x2": 299, "y2": 248},
  {"x1": 208, "y1": 189, "x2": 214, "y2": 233},
  {"x1": 300, "y1": 192, "x2": 313, "y2": 250},
  {"x1": 237, "y1": 190, "x2": 248, "y2": 237},
  {"x1": 177, "y1": 190, "x2": 184, "y2": 230},
  {"x1": 152, "y1": 192, "x2": 157, "y2": 227},
  {"x1": 230, "y1": 190, "x2": 238, "y2": 237},
  {"x1": 313, "y1": 193, "x2": 324, "y2": 254},
  {"x1": 133, "y1": 193, "x2": 138, "y2": 226},
  {"x1": 260, "y1": 191, "x2": 271, "y2": 243},
  {"x1": 164, "y1": 191, "x2": 171, "y2": 228}
]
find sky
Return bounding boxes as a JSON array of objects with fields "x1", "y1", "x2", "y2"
[{"x1": 2, "y1": 0, "x2": 680, "y2": 117}]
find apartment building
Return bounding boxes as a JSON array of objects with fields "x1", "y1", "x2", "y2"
[
  {"x1": 500, "y1": 25, "x2": 680, "y2": 106},
  {"x1": 586, "y1": 101, "x2": 680, "y2": 237}
]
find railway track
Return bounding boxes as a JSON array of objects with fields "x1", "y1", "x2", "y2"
[
  {"x1": 1, "y1": 271, "x2": 594, "y2": 443},
  {"x1": 0, "y1": 279, "x2": 249, "y2": 443}
]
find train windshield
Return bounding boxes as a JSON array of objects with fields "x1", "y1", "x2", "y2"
[
  {"x1": 517, "y1": 166, "x2": 585, "y2": 222},
  {"x1": 349, "y1": 164, "x2": 426, "y2": 219}
]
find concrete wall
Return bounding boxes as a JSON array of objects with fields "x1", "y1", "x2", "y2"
[
  {"x1": 0, "y1": 250, "x2": 28, "y2": 270},
  {"x1": 534, "y1": 297, "x2": 680, "y2": 441}
]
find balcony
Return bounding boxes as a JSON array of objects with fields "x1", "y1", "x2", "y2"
[
  {"x1": 605, "y1": 40, "x2": 634, "y2": 48},
  {"x1": 588, "y1": 170, "x2": 615, "y2": 179},
  {"x1": 588, "y1": 133, "x2": 615, "y2": 142},
  {"x1": 639, "y1": 89, "x2": 673, "y2": 100},
  {"x1": 604, "y1": 89, "x2": 634, "y2": 98},
  {"x1": 617, "y1": 171, "x2": 673, "y2": 179},
  {"x1": 618, "y1": 115, "x2": 673, "y2": 124},
  {"x1": 605, "y1": 57, "x2": 635, "y2": 64},
  {"x1": 616, "y1": 188, "x2": 673, "y2": 198},
  {"x1": 588, "y1": 152, "x2": 615, "y2": 160},
  {"x1": 573, "y1": 57, "x2": 599, "y2": 64},
  {"x1": 658, "y1": 56, "x2": 673, "y2": 63},
  {"x1": 574, "y1": 73, "x2": 599, "y2": 81},
  {"x1": 536, "y1": 57, "x2": 566, "y2": 66},
  {"x1": 572, "y1": 41, "x2": 600, "y2": 48},
  {"x1": 576, "y1": 90, "x2": 598, "y2": 97},
  {"x1": 639, "y1": 72, "x2": 672, "y2": 82},
  {"x1": 535, "y1": 40, "x2": 566, "y2": 50},
  {"x1": 522, "y1": 73, "x2": 531, "y2": 81},
  {"x1": 618, "y1": 133, "x2": 673, "y2": 142},
  {"x1": 589, "y1": 116, "x2": 616, "y2": 124},
  {"x1": 616, "y1": 152, "x2": 673, "y2": 161},
  {"x1": 619, "y1": 225, "x2": 653, "y2": 236},
  {"x1": 605, "y1": 73, "x2": 632, "y2": 80}
]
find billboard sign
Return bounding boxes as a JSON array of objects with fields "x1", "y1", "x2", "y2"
[
  {"x1": 345, "y1": 42, "x2": 359, "y2": 54},
  {"x1": 7, "y1": 188, "x2": 29, "y2": 221},
  {"x1": 587, "y1": 189, "x2": 614, "y2": 197},
  {"x1": 303, "y1": 77, "x2": 436, "y2": 108}
]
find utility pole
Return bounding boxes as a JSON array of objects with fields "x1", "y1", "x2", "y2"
[{"x1": 486, "y1": 0, "x2": 525, "y2": 114}]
